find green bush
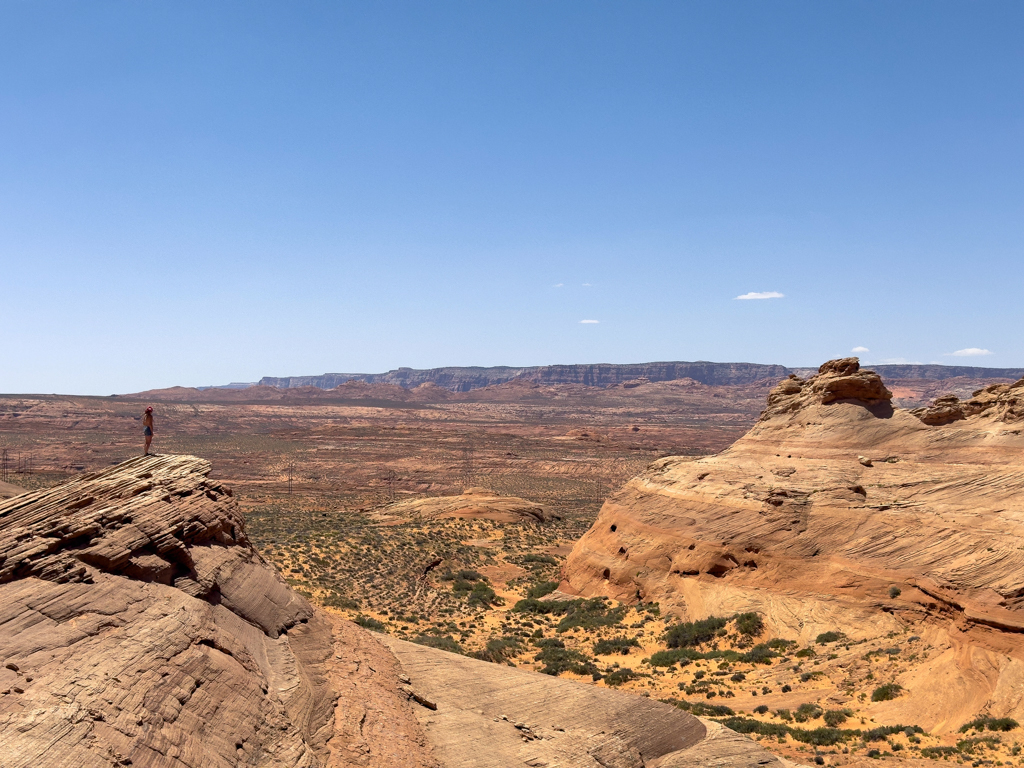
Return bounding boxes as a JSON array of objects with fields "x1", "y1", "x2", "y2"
[
  {"x1": 354, "y1": 615, "x2": 385, "y2": 631},
  {"x1": 472, "y1": 637, "x2": 522, "y2": 663},
  {"x1": 534, "y1": 645, "x2": 598, "y2": 677},
  {"x1": 959, "y1": 716, "x2": 1020, "y2": 733},
  {"x1": 871, "y1": 683, "x2": 903, "y2": 702},
  {"x1": 741, "y1": 643, "x2": 778, "y2": 665},
  {"x1": 412, "y1": 634, "x2": 463, "y2": 653},
  {"x1": 794, "y1": 703, "x2": 823, "y2": 723},
  {"x1": 527, "y1": 581, "x2": 558, "y2": 599},
  {"x1": 555, "y1": 598, "x2": 626, "y2": 633},
  {"x1": 754, "y1": 705, "x2": 769, "y2": 714},
  {"x1": 795, "y1": 647, "x2": 816, "y2": 658},
  {"x1": 815, "y1": 631, "x2": 845, "y2": 644},
  {"x1": 603, "y1": 668, "x2": 637, "y2": 686},
  {"x1": 593, "y1": 636, "x2": 640, "y2": 655},
  {"x1": 888, "y1": 586, "x2": 902, "y2": 599},
  {"x1": 776, "y1": 709, "x2": 793, "y2": 721},
  {"x1": 689, "y1": 702, "x2": 734, "y2": 717},
  {"x1": 664, "y1": 616, "x2": 728, "y2": 648},
  {"x1": 920, "y1": 746, "x2": 959, "y2": 759},
  {"x1": 823, "y1": 709, "x2": 852, "y2": 727},
  {"x1": 734, "y1": 612, "x2": 764, "y2": 637}
]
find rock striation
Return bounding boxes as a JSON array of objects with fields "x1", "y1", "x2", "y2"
[
  {"x1": 0, "y1": 455, "x2": 434, "y2": 768},
  {"x1": 564, "y1": 358, "x2": 1024, "y2": 731}
]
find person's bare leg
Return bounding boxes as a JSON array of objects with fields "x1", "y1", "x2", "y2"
[{"x1": 145, "y1": 434, "x2": 152, "y2": 455}]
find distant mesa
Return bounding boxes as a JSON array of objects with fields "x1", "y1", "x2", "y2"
[
  {"x1": 564, "y1": 357, "x2": 1024, "y2": 732},
  {"x1": 373, "y1": 488, "x2": 552, "y2": 523},
  {"x1": 0, "y1": 456, "x2": 781, "y2": 768}
]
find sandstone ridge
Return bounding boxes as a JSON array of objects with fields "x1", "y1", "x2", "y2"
[{"x1": 564, "y1": 358, "x2": 1024, "y2": 732}]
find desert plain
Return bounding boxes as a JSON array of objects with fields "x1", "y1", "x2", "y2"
[{"x1": 1, "y1": 363, "x2": 1023, "y2": 768}]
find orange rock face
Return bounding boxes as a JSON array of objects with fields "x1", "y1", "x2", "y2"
[{"x1": 564, "y1": 359, "x2": 1024, "y2": 730}]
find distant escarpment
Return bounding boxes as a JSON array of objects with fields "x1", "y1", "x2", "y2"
[
  {"x1": 564, "y1": 358, "x2": 1024, "y2": 731},
  {"x1": 258, "y1": 361, "x2": 791, "y2": 391}
]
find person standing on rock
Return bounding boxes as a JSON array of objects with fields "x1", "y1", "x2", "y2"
[{"x1": 143, "y1": 407, "x2": 155, "y2": 455}]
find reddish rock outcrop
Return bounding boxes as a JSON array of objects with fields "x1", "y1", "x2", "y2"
[
  {"x1": 564, "y1": 358, "x2": 1024, "y2": 731},
  {"x1": 0, "y1": 455, "x2": 436, "y2": 768}
]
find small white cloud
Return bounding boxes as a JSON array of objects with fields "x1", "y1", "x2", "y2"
[
  {"x1": 579, "y1": 319, "x2": 599, "y2": 324},
  {"x1": 734, "y1": 291, "x2": 784, "y2": 300},
  {"x1": 877, "y1": 357, "x2": 924, "y2": 365},
  {"x1": 553, "y1": 283, "x2": 564, "y2": 288},
  {"x1": 946, "y1": 348, "x2": 993, "y2": 357},
  {"x1": 582, "y1": 283, "x2": 593, "y2": 287},
  {"x1": 852, "y1": 346, "x2": 870, "y2": 353}
]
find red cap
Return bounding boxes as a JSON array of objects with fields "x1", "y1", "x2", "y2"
[{"x1": 145, "y1": 406, "x2": 153, "y2": 413}]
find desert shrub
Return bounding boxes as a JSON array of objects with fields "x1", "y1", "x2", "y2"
[
  {"x1": 815, "y1": 631, "x2": 845, "y2": 644},
  {"x1": 719, "y1": 717, "x2": 790, "y2": 738},
  {"x1": 664, "y1": 616, "x2": 729, "y2": 648},
  {"x1": 754, "y1": 705, "x2": 769, "y2": 714},
  {"x1": 920, "y1": 746, "x2": 959, "y2": 759},
  {"x1": 603, "y1": 668, "x2": 637, "y2": 686},
  {"x1": 871, "y1": 683, "x2": 903, "y2": 702},
  {"x1": 734, "y1": 612, "x2": 764, "y2": 637},
  {"x1": 794, "y1": 703, "x2": 823, "y2": 723},
  {"x1": 795, "y1": 647, "x2": 816, "y2": 658},
  {"x1": 782, "y1": 684, "x2": 793, "y2": 692},
  {"x1": 594, "y1": 636, "x2": 640, "y2": 655},
  {"x1": 555, "y1": 598, "x2": 626, "y2": 633},
  {"x1": 354, "y1": 615, "x2": 385, "y2": 631},
  {"x1": 823, "y1": 709, "x2": 852, "y2": 727},
  {"x1": 455, "y1": 569, "x2": 484, "y2": 581},
  {"x1": 730, "y1": 672, "x2": 746, "y2": 682},
  {"x1": 527, "y1": 581, "x2": 558, "y2": 599},
  {"x1": 742, "y1": 643, "x2": 777, "y2": 664},
  {"x1": 413, "y1": 634, "x2": 463, "y2": 653},
  {"x1": 534, "y1": 637, "x2": 565, "y2": 648},
  {"x1": 863, "y1": 725, "x2": 921, "y2": 741},
  {"x1": 866, "y1": 749, "x2": 881, "y2": 758},
  {"x1": 768, "y1": 638, "x2": 796, "y2": 651},
  {"x1": 789, "y1": 727, "x2": 847, "y2": 747},
  {"x1": 776, "y1": 709, "x2": 793, "y2": 722},
  {"x1": 456, "y1": 580, "x2": 500, "y2": 607},
  {"x1": 690, "y1": 702, "x2": 734, "y2": 717},
  {"x1": 957, "y1": 737, "x2": 1002, "y2": 755},
  {"x1": 889, "y1": 586, "x2": 902, "y2": 599},
  {"x1": 534, "y1": 645, "x2": 598, "y2": 677},
  {"x1": 321, "y1": 592, "x2": 359, "y2": 609},
  {"x1": 960, "y1": 716, "x2": 1020, "y2": 733},
  {"x1": 472, "y1": 636, "x2": 522, "y2": 663}
]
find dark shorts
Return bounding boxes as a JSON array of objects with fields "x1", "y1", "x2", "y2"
[{"x1": 144, "y1": 427, "x2": 153, "y2": 437}]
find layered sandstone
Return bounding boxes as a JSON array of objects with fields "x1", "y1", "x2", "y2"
[
  {"x1": 0, "y1": 455, "x2": 435, "y2": 768},
  {"x1": 564, "y1": 359, "x2": 1024, "y2": 731}
]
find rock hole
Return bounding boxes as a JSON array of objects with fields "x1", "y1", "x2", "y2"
[
  {"x1": 687, "y1": 543, "x2": 696, "y2": 550},
  {"x1": 609, "y1": 524, "x2": 617, "y2": 532},
  {"x1": 602, "y1": 568, "x2": 610, "y2": 579},
  {"x1": 618, "y1": 547, "x2": 626, "y2": 555}
]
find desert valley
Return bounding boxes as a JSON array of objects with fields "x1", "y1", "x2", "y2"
[{"x1": 2, "y1": 359, "x2": 1024, "y2": 768}]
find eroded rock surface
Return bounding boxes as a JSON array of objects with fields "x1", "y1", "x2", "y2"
[
  {"x1": 564, "y1": 359, "x2": 1024, "y2": 731},
  {"x1": 0, "y1": 455, "x2": 435, "y2": 768},
  {"x1": 380, "y1": 636, "x2": 783, "y2": 768}
]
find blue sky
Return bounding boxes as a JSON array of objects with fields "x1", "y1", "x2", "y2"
[{"x1": 1, "y1": 2, "x2": 1022, "y2": 394}]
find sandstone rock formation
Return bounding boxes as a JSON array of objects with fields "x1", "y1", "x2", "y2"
[
  {"x1": 378, "y1": 636, "x2": 786, "y2": 768},
  {"x1": 373, "y1": 488, "x2": 550, "y2": 523},
  {"x1": 0, "y1": 455, "x2": 435, "y2": 768},
  {"x1": 564, "y1": 358, "x2": 1024, "y2": 732},
  {"x1": 0, "y1": 455, "x2": 782, "y2": 768}
]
